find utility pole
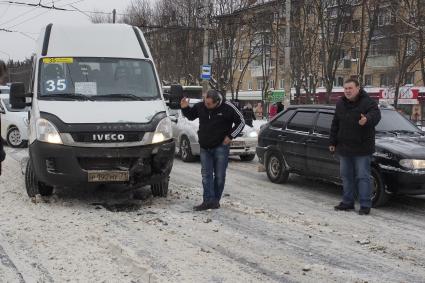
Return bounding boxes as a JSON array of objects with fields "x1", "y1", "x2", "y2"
[
  {"x1": 202, "y1": 1, "x2": 211, "y2": 95},
  {"x1": 358, "y1": 0, "x2": 366, "y2": 84},
  {"x1": 283, "y1": 0, "x2": 291, "y2": 107},
  {"x1": 112, "y1": 9, "x2": 116, "y2": 24}
]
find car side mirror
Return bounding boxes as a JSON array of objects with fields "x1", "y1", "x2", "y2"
[
  {"x1": 167, "y1": 84, "x2": 184, "y2": 110},
  {"x1": 9, "y1": 83, "x2": 32, "y2": 109}
]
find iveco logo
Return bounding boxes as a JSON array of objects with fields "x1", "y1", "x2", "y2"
[{"x1": 93, "y1": 134, "x2": 125, "y2": 142}]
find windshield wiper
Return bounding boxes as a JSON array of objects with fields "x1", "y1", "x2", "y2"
[
  {"x1": 94, "y1": 93, "x2": 147, "y2": 101},
  {"x1": 378, "y1": 130, "x2": 421, "y2": 136},
  {"x1": 40, "y1": 93, "x2": 94, "y2": 101}
]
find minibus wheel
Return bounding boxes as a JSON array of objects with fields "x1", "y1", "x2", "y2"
[{"x1": 25, "y1": 159, "x2": 54, "y2": 197}]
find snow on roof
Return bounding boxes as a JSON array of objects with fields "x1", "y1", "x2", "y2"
[{"x1": 37, "y1": 24, "x2": 150, "y2": 59}]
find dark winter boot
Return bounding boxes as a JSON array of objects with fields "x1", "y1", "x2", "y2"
[
  {"x1": 193, "y1": 202, "x2": 211, "y2": 211},
  {"x1": 359, "y1": 207, "x2": 371, "y2": 215},
  {"x1": 334, "y1": 202, "x2": 355, "y2": 211}
]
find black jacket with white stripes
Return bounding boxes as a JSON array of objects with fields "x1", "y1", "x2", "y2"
[{"x1": 182, "y1": 100, "x2": 245, "y2": 149}]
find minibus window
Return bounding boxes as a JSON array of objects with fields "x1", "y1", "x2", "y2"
[{"x1": 39, "y1": 58, "x2": 160, "y2": 100}]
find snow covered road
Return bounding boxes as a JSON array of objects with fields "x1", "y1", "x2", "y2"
[{"x1": 0, "y1": 147, "x2": 425, "y2": 282}]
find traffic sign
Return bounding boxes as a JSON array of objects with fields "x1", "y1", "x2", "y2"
[{"x1": 201, "y1": 65, "x2": 211, "y2": 80}]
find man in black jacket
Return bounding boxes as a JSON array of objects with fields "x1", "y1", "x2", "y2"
[
  {"x1": 0, "y1": 60, "x2": 7, "y2": 175},
  {"x1": 242, "y1": 104, "x2": 256, "y2": 127},
  {"x1": 330, "y1": 78, "x2": 381, "y2": 215},
  {"x1": 181, "y1": 90, "x2": 245, "y2": 211}
]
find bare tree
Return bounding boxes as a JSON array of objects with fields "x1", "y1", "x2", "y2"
[
  {"x1": 387, "y1": 1, "x2": 421, "y2": 108},
  {"x1": 314, "y1": 0, "x2": 355, "y2": 103},
  {"x1": 290, "y1": 0, "x2": 322, "y2": 103},
  {"x1": 357, "y1": 0, "x2": 383, "y2": 85}
]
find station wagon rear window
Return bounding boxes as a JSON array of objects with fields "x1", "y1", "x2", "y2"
[
  {"x1": 38, "y1": 57, "x2": 160, "y2": 100},
  {"x1": 287, "y1": 111, "x2": 314, "y2": 132},
  {"x1": 314, "y1": 113, "x2": 334, "y2": 135}
]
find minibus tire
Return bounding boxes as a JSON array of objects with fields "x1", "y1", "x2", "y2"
[{"x1": 25, "y1": 159, "x2": 54, "y2": 197}]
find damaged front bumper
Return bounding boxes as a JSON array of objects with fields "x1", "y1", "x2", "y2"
[{"x1": 29, "y1": 140, "x2": 175, "y2": 187}]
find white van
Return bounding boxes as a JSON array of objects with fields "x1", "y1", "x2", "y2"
[{"x1": 9, "y1": 24, "x2": 177, "y2": 198}]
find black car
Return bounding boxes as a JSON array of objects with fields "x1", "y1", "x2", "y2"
[{"x1": 256, "y1": 104, "x2": 425, "y2": 207}]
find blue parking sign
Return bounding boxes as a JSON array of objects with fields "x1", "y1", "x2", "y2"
[{"x1": 201, "y1": 65, "x2": 211, "y2": 80}]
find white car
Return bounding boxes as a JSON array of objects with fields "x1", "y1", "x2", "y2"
[
  {"x1": 0, "y1": 85, "x2": 9, "y2": 99},
  {"x1": 169, "y1": 99, "x2": 258, "y2": 162},
  {"x1": 0, "y1": 98, "x2": 29, "y2": 148}
]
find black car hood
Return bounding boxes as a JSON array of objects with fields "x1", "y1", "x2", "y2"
[{"x1": 376, "y1": 135, "x2": 425, "y2": 159}]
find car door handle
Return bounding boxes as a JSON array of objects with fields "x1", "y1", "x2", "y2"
[
  {"x1": 278, "y1": 134, "x2": 287, "y2": 139},
  {"x1": 306, "y1": 138, "x2": 317, "y2": 144}
]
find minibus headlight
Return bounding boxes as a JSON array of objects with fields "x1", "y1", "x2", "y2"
[
  {"x1": 152, "y1": 117, "x2": 173, "y2": 144},
  {"x1": 36, "y1": 118, "x2": 63, "y2": 145}
]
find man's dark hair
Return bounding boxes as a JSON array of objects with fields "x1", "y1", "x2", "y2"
[
  {"x1": 206, "y1": 89, "x2": 222, "y2": 104},
  {"x1": 344, "y1": 78, "x2": 360, "y2": 87}
]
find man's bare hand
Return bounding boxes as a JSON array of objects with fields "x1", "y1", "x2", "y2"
[
  {"x1": 180, "y1": 97, "x2": 189, "y2": 109},
  {"x1": 223, "y1": 136, "x2": 232, "y2": 145},
  {"x1": 359, "y1": 113, "x2": 367, "y2": 126},
  {"x1": 329, "y1": 145, "x2": 336, "y2": 153}
]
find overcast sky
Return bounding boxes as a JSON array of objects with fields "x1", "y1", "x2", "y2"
[{"x1": 0, "y1": 0, "x2": 148, "y2": 60}]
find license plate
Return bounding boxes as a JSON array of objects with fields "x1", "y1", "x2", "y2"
[
  {"x1": 88, "y1": 171, "x2": 129, "y2": 182},
  {"x1": 231, "y1": 141, "x2": 245, "y2": 147}
]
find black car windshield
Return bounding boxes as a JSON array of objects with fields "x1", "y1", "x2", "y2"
[
  {"x1": 376, "y1": 109, "x2": 421, "y2": 133},
  {"x1": 39, "y1": 57, "x2": 160, "y2": 100}
]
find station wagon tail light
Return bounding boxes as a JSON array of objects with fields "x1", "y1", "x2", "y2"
[
  {"x1": 399, "y1": 159, "x2": 425, "y2": 170},
  {"x1": 36, "y1": 118, "x2": 63, "y2": 145}
]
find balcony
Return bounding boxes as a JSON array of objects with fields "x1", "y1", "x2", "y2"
[{"x1": 366, "y1": 55, "x2": 396, "y2": 68}]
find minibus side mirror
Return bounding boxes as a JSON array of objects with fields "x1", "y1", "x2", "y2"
[
  {"x1": 167, "y1": 84, "x2": 183, "y2": 110},
  {"x1": 9, "y1": 83, "x2": 32, "y2": 109}
]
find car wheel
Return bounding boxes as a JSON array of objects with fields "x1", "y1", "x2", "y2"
[
  {"x1": 25, "y1": 159, "x2": 54, "y2": 197},
  {"x1": 371, "y1": 167, "x2": 389, "y2": 207},
  {"x1": 266, "y1": 151, "x2": 289, "y2": 184},
  {"x1": 7, "y1": 126, "x2": 24, "y2": 148},
  {"x1": 151, "y1": 177, "x2": 169, "y2": 197},
  {"x1": 180, "y1": 136, "x2": 196, "y2": 162},
  {"x1": 240, "y1": 154, "x2": 255, "y2": 162}
]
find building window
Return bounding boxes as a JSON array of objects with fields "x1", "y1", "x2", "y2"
[
  {"x1": 269, "y1": 79, "x2": 275, "y2": 89},
  {"x1": 407, "y1": 40, "x2": 417, "y2": 56},
  {"x1": 279, "y1": 79, "x2": 285, "y2": 89},
  {"x1": 378, "y1": 9, "x2": 393, "y2": 27},
  {"x1": 380, "y1": 74, "x2": 394, "y2": 87},
  {"x1": 339, "y1": 49, "x2": 346, "y2": 60},
  {"x1": 405, "y1": 72, "x2": 415, "y2": 85},
  {"x1": 257, "y1": 79, "x2": 264, "y2": 90},
  {"x1": 248, "y1": 81, "x2": 252, "y2": 90},
  {"x1": 352, "y1": 20, "x2": 360, "y2": 32},
  {"x1": 351, "y1": 47, "x2": 359, "y2": 60},
  {"x1": 364, "y1": 74, "x2": 373, "y2": 86},
  {"x1": 335, "y1": 76, "x2": 344, "y2": 87},
  {"x1": 239, "y1": 60, "x2": 243, "y2": 71}
]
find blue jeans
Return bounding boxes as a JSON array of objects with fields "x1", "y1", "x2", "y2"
[
  {"x1": 339, "y1": 155, "x2": 372, "y2": 208},
  {"x1": 200, "y1": 144, "x2": 230, "y2": 203}
]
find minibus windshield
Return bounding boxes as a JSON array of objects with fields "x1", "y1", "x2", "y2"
[{"x1": 39, "y1": 57, "x2": 160, "y2": 101}]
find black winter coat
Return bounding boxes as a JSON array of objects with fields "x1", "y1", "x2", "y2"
[
  {"x1": 0, "y1": 125, "x2": 4, "y2": 176},
  {"x1": 182, "y1": 100, "x2": 245, "y2": 149},
  {"x1": 330, "y1": 89, "x2": 381, "y2": 156}
]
